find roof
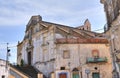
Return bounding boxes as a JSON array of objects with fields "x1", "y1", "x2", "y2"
[
  {"x1": 24, "y1": 15, "x2": 105, "y2": 40},
  {"x1": 56, "y1": 38, "x2": 108, "y2": 44},
  {"x1": 0, "y1": 59, "x2": 6, "y2": 62},
  {"x1": 42, "y1": 21, "x2": 102, "y2": 38}
]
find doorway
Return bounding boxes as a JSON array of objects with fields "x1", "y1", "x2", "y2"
[
  {"x1": 59, "y1": 73, "x2": 67, "y2": 78},
  {"x1": 28, "y1": 52, "x2": 31, "y2": 65},
  {"x1": 72, "y1": 68, "x2": 79, "y2": 78},
  {"x1": 73, "y1": 73, "x2": 79, "y2": 78},
  {"x1": 92, "y1": 73, "x2": 100, "y2": 78}
]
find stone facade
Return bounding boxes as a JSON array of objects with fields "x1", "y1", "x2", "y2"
[
  {"x1": 76, "y1": 19, "x2": 91, "y2": 31},
  {"x1": 17, "y1": 15, "x2": 112, "y2": 78},
  {"x1": 101, "y1": 0, "x2": 120, "y2": 77},
  {"x1": 0, "y1": 59, "x2": 9, "y2": 78},
  {"x1": 55, "y1": 43, "x2": 112, "y2": 78}
]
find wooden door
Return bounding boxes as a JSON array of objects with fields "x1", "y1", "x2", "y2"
[
  {"x1": 73, "y1": 73, "x2": 79, "y2": 78},
  {"x1": 59, "y1": 73, "x2": 67, "y2": 78}
]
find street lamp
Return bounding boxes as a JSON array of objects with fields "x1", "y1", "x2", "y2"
[{"x1": 6, "y1": 43, "x2": 10, "y2": 69}]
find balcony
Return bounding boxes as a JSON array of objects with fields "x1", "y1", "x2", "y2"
[{"x1": 86, "y1": 57, "x2": 107, "y2": 63}]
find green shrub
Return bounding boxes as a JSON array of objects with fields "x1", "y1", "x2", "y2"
[{"x1": 20, "y1": 59, "x2": 24, "y2": 66}]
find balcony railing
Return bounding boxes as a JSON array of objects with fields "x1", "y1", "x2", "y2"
[{"x1": 86, "y1": 57, "x2": 107, "y2": 63}]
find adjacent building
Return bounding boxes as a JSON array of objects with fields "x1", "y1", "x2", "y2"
[
  {"x1": 0, "y1": 59, "x2": 9, "y2": 78},
  {"x1": 101, "y1": 0, "x2": 120, "y2": 77},
  {"x1": 16, "y1": 15, "x2": 112, "y2": 78}
]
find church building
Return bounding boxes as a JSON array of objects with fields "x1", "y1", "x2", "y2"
[{"x1": 11, "y1": 15, "x2": 112, "y2": 78}]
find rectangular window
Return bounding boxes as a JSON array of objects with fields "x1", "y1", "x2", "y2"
[
  {"x1": 60, "y1": 67, "x2": 65, "y2": 70},
  {"x1": 43, "y1": 49, "x2": 47, "y2": 61},
  {"x1": 63, "y1": 50, "x2": 70, "y2": 59}
]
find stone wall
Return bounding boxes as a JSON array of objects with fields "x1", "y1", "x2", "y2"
[{"x1": 55, "y1": 43, "x2": 112, "y2": 78}]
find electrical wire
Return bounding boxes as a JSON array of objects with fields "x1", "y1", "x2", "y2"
[
  {"x1": 0, "y1": 43, "x2": 17, "y2": 49},
  {"x1": 8, "y1": 46, "x2": 17, "y2": 48},
  {"x1": 93, "y1": 28, "x2": 104, "y2": 31}
]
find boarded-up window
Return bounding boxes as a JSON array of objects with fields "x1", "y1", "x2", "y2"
[{"x1": 63, "y1": 50, "x2": 70, "y2": 59}]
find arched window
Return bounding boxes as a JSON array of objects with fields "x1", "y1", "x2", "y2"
[
  {"x1": 72, "y1": 68, "x2": 79, "y2": 71},
  {"x1": 92, "y1": 49, "x2": 99, "y2": 58}
]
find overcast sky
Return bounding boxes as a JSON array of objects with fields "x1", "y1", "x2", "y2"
[{"x1": 0, "y1": 0, "x2": 106, "y2": 63}]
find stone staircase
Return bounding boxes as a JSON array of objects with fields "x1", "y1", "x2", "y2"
[{"x1": 13, "y1": 65, "x2": 39, "y2": 78}]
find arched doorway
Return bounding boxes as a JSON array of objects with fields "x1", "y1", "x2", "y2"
[{"x1": 72, "y1": 68, "x2": 79, "y2": 78}]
